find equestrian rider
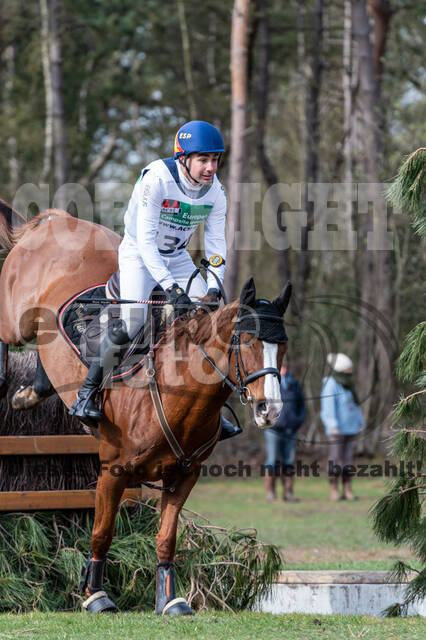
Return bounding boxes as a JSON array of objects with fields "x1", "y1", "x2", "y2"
[{"x1": 70, "y1": 120, "x2": 240, "y2": 440}]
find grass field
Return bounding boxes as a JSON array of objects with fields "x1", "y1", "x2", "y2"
[
  {"x1": 0, "y1": 612, "x2": 424, "y2": 640},
  {"x1": 185, "y1": 476, "x2": 416, "y2": 571}
]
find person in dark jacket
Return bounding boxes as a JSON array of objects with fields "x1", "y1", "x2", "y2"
[{"x1": 264, "y1": 363, "x2": 306, "y2": 501}]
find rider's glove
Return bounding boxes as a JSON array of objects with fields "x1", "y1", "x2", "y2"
[
  {"x1": 206, "y1": 288, "x2": 222, "y2": 303},
  {"x1": 166, "y1": 283, "x2": 192, "y2": 316}
]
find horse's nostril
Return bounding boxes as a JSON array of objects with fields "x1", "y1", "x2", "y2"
[{"x1": 257, "y1": 401, "x2": 267, "y2": 415}]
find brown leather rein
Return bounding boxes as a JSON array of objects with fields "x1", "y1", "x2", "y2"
[
  {"x1": 144, "y1": 306, "x2": 281, "y2": 475},
  {"x1": 145, "y1": 313, "x2": 222, "y2": 472}
]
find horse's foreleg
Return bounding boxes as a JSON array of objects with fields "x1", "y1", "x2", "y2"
[
  {"x1": 11, "y1": 351, "x2": 54, "y2": 409},
  {"x1": 0, "y1": 341, "x2": 8, "y2": 398},
  {"x1": 155, "y1": 469, "x2": 200, "y2": 616},
  {"x1": 81, "y1": 469, "x2": 127, "y2": 613}
]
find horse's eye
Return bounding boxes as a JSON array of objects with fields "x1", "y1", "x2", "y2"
[{"x1": 243, "y1": 341, "x2": 253, "y2": 347}]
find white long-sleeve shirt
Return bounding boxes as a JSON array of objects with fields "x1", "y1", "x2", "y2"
[{"x1": 122, "y1": 159, "x2": 227, "y2": 290}]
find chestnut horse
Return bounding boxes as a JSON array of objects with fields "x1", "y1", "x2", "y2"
[{"x1": 0, "y1": 202, "x2": 290, "y2": 615}]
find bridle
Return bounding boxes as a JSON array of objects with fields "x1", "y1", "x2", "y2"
[
  {"x1": 145, "y1": 296, "x2": 284, "y2": 473},
  {"x1": 197, "y1": 311, "x2": 282, "y2": 406}
]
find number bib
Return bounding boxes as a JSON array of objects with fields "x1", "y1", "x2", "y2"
[{"x1": 158, "y1": 199, "x2": 213, "y2": 255}]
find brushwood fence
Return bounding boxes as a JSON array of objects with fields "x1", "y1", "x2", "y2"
[{"x1": 0, "y1": 351, "x2": 152, "y2": 512}]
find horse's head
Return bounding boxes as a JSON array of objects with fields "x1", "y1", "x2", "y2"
[{"x1": 233, "y1": 277, "x2": 291, "y2": 428}]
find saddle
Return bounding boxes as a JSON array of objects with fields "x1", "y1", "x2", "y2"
[{"x1": 57, "y1": 271, "x2": 165, "y2": 382}]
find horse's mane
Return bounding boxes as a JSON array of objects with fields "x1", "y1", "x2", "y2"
[
  {"x1": 11, "y1": 209, "x2": 69, "y2": 245},
  {"x1": 0, "y1": 199, "x2": 26, "y2": 251},
  {"x1": 164, "y1": 300, "x2": 239, "y2": 347}
]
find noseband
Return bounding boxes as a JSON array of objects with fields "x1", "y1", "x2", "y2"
[{"x1": 197, "y1": 311, "x2": 284, "y2": 405}]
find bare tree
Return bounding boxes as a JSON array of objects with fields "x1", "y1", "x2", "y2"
[
  {"x1": 295, "y1": 0, "x2": 324, "y2": 311},
  {"x1": 177, "y1": 0, "x2": 197, "y2": 121},
  {"x1": 352, "y1": 0, "x2": 395, "y2": 454},
  {"x1": 3, "y1": 44, "x2": 19, "y2": 195},
  {"x1": 255, "y1": 0, "x2": 291, "y2": 283},
  {"x1": 49, "y1": 0, "x2": 68, "y2": 202},
  {"x1": 40, "y1": 0, "x2": 53, "y2": 183},
  {"x1": 224, "y1": 0, "x2": 251, "y2": 299}
]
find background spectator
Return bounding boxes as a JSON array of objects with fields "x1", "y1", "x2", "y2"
[
  {"x1": 264, "y1": 362, "x2": 306, "y2": 502},
  {"x1": 321, "y1": 353, "x2": 365, "y2": 501}
]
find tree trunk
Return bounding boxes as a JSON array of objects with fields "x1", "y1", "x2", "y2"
[
  {"x1": 295, "y1": 0, "x2": 324, "y2": 311},
  {"x1": 49, "y1": 0, "x2": 68, "y2": 202},
  {"x1": 40, "y1": 0, "x2": 53, "y2": 183},
  {"x1": 343, "y1": 0, "x2": 355, "y2": 267},
  {"x1": 177, "y1": 0, "x2": 197, "y2": 121},
  {"x1": 352, "y1": 0, "x2": 394, "y2": 455},
  {"x1": 255, "y1": 0, "x2": 290, "y2": 283},
  {"x1": 224, "y1": 0, "x2": 251, "y2": 300},
  {"x1": 3, "y1": 44, "x2": 19, "y2": 196}
]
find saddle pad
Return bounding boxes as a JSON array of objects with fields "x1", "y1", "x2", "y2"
[{"x1": 56, "y1": 284, "x2": 149, "y2": 382}]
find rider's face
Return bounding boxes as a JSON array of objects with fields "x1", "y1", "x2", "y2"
[{"x1": 181, "y1": 153, "x2": 219, "y2": 185}]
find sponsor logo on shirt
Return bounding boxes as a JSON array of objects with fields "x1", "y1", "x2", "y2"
[
  {"x1": 160, "y1": 200, "x2": 213, "y2": 226},
  {"x1": 161, "y1": 199, "x2": 181, "y2": 214}
]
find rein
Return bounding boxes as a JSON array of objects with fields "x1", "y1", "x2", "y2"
[
  {"x1": 145, "y1": 299, "x2": 283, "y2": 475},
  {"x1": 197, "y1": 312, "x2": 281, "y2": 406},
  {"x1": 102, "y1": 270, "x2": 283, "y2": 489},
  {"x1": 145, "y1": 313, "x2": 221, "y2": 473}
]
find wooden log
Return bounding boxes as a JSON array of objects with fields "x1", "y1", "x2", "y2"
[
  {"x1": 0, "y1": 488, "x2": 155, "y2": 511},
  {"x1": 0, "y1": 435, "x2": 99, "y2": 455}
]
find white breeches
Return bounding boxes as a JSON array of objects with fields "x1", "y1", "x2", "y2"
[{"x1": 118, "y1": 236, "x2": 207, "y2": 337}]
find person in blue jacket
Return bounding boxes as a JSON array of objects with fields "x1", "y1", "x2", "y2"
[
  {"x1": 320, "y1": 353, "x2": 364, "y2": 501},
  {"x1": 264, "y1": 361, "x2": 306, "y2": 502}
]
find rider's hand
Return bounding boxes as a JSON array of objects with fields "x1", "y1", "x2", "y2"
[
  {"x1": 166, "y1": 283, "x2": 192, "y2": 316},
  {"x1": 206, "y1": 288, "x2": 222, "y2": 303}
]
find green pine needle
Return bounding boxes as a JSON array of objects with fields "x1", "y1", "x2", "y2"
[
  {"x1": 396, "y1": 322, "x2": 426, "y2": 383},
  {"x1": 387, "y1": 148, "x2": 426, "y2": 237},
  {"x1": 392, "y1": 429, "x2": 426, "y2": 465},
  {"x1": 371, "y1": 476, "x2": 421, "y2": 544},
  {"x1": 382, "y1": 601, "x2": 404, "y2": 617},
  {"x1": 0, "y1": 501, "x2": 281, "y2": 613}
]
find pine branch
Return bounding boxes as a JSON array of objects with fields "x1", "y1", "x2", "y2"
[
  {"x1": 396, "y1": 322, "x2": 426, "y2": 383},
  {"x1": 387, "y1": 148, "x2": 426, "y2": 237},
  {"x1": 398, "y1": 484, "x2": 426, "y2": 496},
  {"x1": 371, "y1": 476, "x2": 421, "y2": 544}
]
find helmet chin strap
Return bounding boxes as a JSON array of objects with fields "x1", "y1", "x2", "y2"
[{"x1": 182, "y1": 155, "x2": 200, "y2": 185}]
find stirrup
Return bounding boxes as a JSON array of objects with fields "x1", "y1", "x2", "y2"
[
  {"x1": 69, "y1": 387, "x2": 102, "y2": 422},
  {"x1": 219, "y1": 418, "x2": 243, "y2": 442}
]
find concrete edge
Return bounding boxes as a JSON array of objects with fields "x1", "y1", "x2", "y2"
[{"x1": 277, "y1": 570, "x2": 415, "y2": 584}]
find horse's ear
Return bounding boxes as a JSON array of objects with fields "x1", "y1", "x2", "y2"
[
  {"x1": 239, "y1": 276, "x2": 256, "y2": 307},
  {"x1": 272, "y1": 281, "x2": 292, "y2": 315}
]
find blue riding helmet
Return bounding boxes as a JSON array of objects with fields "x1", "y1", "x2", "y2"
[{"x1": 173, "y1": 121, "x2": 225, "y2": 159}]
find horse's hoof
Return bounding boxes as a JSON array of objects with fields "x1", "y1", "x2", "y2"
[
  {"x1": 82, "y1": 591, "x2": 118, "y2": 613},
  {"x1": 162, "y1": 598, "x2": 193, "y2": 616},
  {"x1": 11, "y1": 386, "x2": 41, "y2": 410}
]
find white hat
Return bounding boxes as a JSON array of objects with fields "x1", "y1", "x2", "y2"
[{"x1": 327, "y1": 353, "x2": 353, "y2": 372}]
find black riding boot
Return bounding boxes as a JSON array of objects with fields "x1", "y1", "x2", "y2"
[
  {"x1": 219, "y1": 415, "x2": 243, "y2": 441},
  {"x1": 69, "y1": 320, "x2": 129, "y2": 425}
]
